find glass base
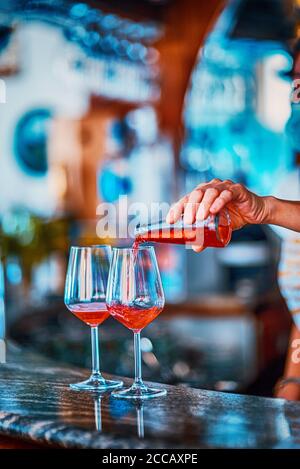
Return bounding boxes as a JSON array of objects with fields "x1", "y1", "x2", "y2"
[
  {"x1": 70, "y1": 373, "x2": 123, "y2": 392},
  {"x1": 111, "y1": 383, "x2": 167, "y2": 400}
]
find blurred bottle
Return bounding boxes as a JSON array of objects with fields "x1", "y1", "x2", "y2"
[
  {"x1": 126, "y1": 106, "x2": 185, "y2": 302},
  {"x1": 97, "y1": 119, "x2": 132, "y2": 245},
  {"x1": 126, "y1": 106, "x2": 174, "y2": 218},
  {"x1": 182, "y1": 40, "x2": 252, "y2": 186},
  {"x1": 97, "y1": 119, "x2": 132, "y2": 204},
  {"x1": 183, "y1": 35, "x2": 293, "y2": 196}
]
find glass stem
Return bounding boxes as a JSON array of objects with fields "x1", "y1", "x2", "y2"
[
  {"x1": 94, "y1": 396, "x2": 102, "y2": 432},
  {"x1": 91, "y1": 326, "x2": 101, "y2": 377},
  {"x1": 134, "y1": 332, "x2": 143, "y2": 387},
  {"x1": 137, "y1": 404, "x2": 144, "y2": 438}
]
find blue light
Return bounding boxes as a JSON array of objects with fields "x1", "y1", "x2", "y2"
[
  {"x1": 70, "y1": 3, "x2": 90, "y2": 20},
  {"x1": 6, "y1": 261, "x2": 22, "y2": 285}
]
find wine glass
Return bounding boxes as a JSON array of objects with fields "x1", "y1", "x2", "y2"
[
  {"x1": 64, "y1": 245, "x2": 123, "y2": 391},
  {"x1": 106, "y1": 246, "x2": 166, "y2": 399}
]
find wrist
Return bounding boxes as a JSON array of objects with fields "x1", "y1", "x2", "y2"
[{"x1": 261, "y1": 195, "x2": 277, "y2": 225}]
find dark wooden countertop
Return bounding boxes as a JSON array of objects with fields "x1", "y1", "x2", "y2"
[{"x1": 0, "y1": 341, "x2": 299, "y2": 449}]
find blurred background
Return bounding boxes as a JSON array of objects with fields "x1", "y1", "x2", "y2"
[{"x1": 1, "y1": 0, "x2": 300, "y2": 398}]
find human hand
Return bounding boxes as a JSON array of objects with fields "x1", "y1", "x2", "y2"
[{"x1": 166, "y1": 179, "x2": 271, "y2": 252}]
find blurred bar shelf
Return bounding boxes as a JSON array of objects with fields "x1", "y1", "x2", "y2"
[{"x1": 0, "y1": 340, "x2": 299, "y2": 449}]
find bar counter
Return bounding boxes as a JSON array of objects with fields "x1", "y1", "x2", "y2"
[{"x1": 0, "y1": 341, "x2": 299, "y2": 449}]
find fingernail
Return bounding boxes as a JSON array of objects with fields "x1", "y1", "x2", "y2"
[{"x1": 192, "y1": 245, "x2": 203, "y2": 253}]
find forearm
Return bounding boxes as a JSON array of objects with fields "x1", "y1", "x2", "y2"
[{"x1": 264, "y1": 196, "x2": 300, "y2": 233}]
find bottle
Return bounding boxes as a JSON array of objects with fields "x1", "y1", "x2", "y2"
[
  {"x1": 134, "y1": 210, "x2": 232, "y2": 249},
  {"x1": 127, "y1": 107, "x2": 175, "y2": 211}
]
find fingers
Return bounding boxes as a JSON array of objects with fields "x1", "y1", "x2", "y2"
[
  {"x1": 196, "y1": 187, "x2": 219, "y2": 221},
  {"x1": 166, "y1": 194, "x2": 189, "y2": 224},
  {"x1": 183, "y1": 189, "x2": 204, "y2": 225},
  {"x1": 166, "y1": 179, "x2": 221, "y2": 224},
  {"x1": 229, "y1": 183, "x2": 246, "y2": 201},
  {"x1": 166, "y1": 179, "x2": 244, "y2": 226},
  {"x1": 209, "y1": 189, "x2": 233, "y2": 214}
]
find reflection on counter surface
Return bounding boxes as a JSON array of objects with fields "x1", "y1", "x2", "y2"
[{"x1": 1, "y1": 0, "x2": 300, "y2": 450}]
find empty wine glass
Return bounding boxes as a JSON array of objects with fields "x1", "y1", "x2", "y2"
[
  {"x1": 106, "y1": 246, "x2": 166, "y2": 399},
  {"x1": 64, "y1": 245, "x2": 123, "y2": 391}
]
